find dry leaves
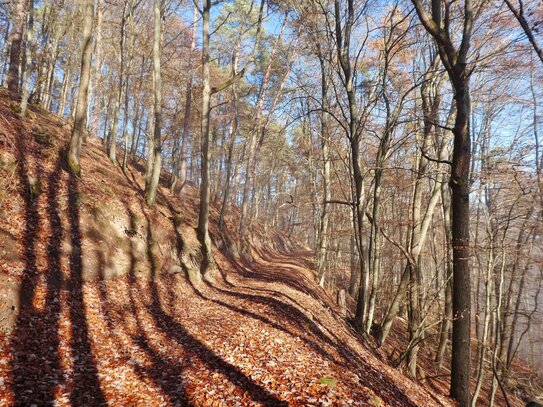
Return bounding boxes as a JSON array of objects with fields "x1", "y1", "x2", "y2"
[{"x1": 0, "y1": 92, "x2": 454, "y2": 406}]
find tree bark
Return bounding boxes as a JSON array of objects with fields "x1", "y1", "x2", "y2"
[
  {"x1": 171, "y1": 4, "x2": 198, "y2": 194},
  {"x1": 145, "y1": 0, "x2": 163, "y2": 207},
  {"x1": 197, "y1": 0, "x2": 215, "y2": 271},
  {"x1": 91, "y1": 0, "x2": 103, "y2": 136},
  {"x1": 449, "y1": 83, "x2": 471, "y2": 406},
  {"x1": 67, "y1": 0, "x2": 94, "y2": 176},
  {"x1": 410, "y1": 2, "x2": 474, "y2": 403},
  {"x1": 7, "y1": 0, "x2": 27, "y2": 99},
  {"x1": 316, "y1": 45, "x2": 331, "y2": 287},
  {"x1": 108, "y1": 0, "x2": 130, "y2": 165},
  {"x1": 20, "y1": 0, "x2": 34, "y2": 115}
]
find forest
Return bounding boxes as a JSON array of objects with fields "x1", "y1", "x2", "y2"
[{"x1": 0, "y1": 0, "x2": 542, "y2": 406}]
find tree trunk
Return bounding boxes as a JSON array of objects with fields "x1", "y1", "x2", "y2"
[
  {"x1": 20, "y1": 0, "x2": 34, "y2": 115},
  {"x1": 239, "y1": 13, "x2": 287, "y2": 244},
  {"x1": 67, "y1": 0, "x2": 94, "y2": 176},
  {"x1": 435, "y1": 180, "x2": 453, "y2": 368},
  {"x1": 91, "y1": 0, "x2": 103, "y2": 135},
  {"x1": 7, "y1": 0, "x2": 27, "y2": 99},
  {"x1": 449, "y1": 81, "x2": 472, "y2": 407},
  {"x1": 316, "y1": 48, "x2": 331, "y2": 287},
  {"x1": 145, "y1": 0, "x2": 163, "y2": 207},
  {"x1": 171, "y1": 4, "x2": 197, "y2": 194},
  {"x1": 219, "y1": 87, "x2": 238, "y2": 230},
  {"x1": 197, "y1": 0, "x2": 215, "y2": 271},
  {"x1": 108, "y1": 1, "x2": 130, "y2": 165},
  {"x1": 58, "y1": 58, "x2": 72, "y2": 118}
]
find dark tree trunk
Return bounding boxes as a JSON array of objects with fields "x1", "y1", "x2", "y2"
[
  {"x1": 449, "y1": 81, "x2": 471, "y2": 406},
  {"x1": 7, "y1": 0, "x2": 27, "y2": 99}
]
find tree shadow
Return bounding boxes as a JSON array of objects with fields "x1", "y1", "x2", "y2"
[
  {"x1": 229, "y1": 253, "x2": 325, "y2": 302},
  {"x1": 204, "y1": 257, "x2": 419, "y2": 406},
  {"x1": 129, "y1": 208, "x2": 287, "y2": 406},
  {"x1": 11, "y1": 136, "x2": 63, "y2": 406},
  {"x1": 66, "y1": 172, "x2": 106, "y2": 405},
  {"x1": 9, "y1": 132, "x2": 106, "y2": 405},
  {"x1": 203, "y1": 277, "x2": 341, "y2": 359},
  {"x1": 115, "y1": 201, "x2": 193, "y2": 405}
]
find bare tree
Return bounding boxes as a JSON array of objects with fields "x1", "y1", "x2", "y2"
[
  {"x1": 67, "y1": 0, "x2": 95, "y2": 176},
  {"x1": 145, "y1": 0, "x2": 164, "y2": 207},
  {"x1": 6, "y1": 0, "x2": 27, "y2": 99},
  {"x1": 410, "y1": 1, "x2": 476, "y2": 404}
]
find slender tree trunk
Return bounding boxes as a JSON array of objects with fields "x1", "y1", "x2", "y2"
[
  {"x1": 435, "y1": 179, "x2": 453, "y2": 368},
  {"x1": 67, "y1": 0, "x2": 94, "y2": 176},
  {"x1": 219, "y1": 87, "x2": 238, "y2": 230},
  {"x1": 197, "y1": 0, "x2": 215, "y2": 270},
  {"x1": 239, "y1": 13, "x2": 287, "y2": 244},
  {"x1": 122, "y1": 22, "x2": 136, "y2": 172},
  {"x1": 145, "y1": 109, "x2": 155, "y2": 185},
  {"x1": 145, "y1": 0, "x2": 163, "y2": 207},
  {"x1": 171, "y1": 4, "x2": 197, "y2": 193},
  {"x1": 352, "y1": 135, "x2": 368, "y2": 332},
  {"x1": 20, "y1": 0, "x2": 34, "y2": 115},
  {"x1": 58, "y1": 59, "x2": 72, "y2": 118},
  {"x1": 43, "y1": 52, "x2": 57, "y2": 111},
  {"x1": 108, "y1": 1, "x2": 130, "y2": 165},
  {"x1": 316, "y1": 48, "x2": 331, "y2": 287},
  {"x1": 91, "y1": 0, "x2": 103, "y2": 135}
]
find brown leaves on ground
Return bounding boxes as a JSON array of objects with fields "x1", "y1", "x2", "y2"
[{"x1": 0, "y1": 92, "x2": 453, "y2": 406}]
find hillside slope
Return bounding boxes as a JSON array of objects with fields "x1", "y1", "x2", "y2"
[{"x1": 0, "y1": 93, "x2": 460, "y2": 406}]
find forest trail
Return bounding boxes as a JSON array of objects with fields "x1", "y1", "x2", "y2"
[{"x1": 0, "y1": 92, "x2": 468, "y2": 406}]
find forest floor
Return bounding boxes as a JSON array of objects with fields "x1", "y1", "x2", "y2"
[{"x1": 0, "y1": 92, "x2": 535, "y2": 406}]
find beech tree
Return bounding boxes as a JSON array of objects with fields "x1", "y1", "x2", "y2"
[
  {"x1": 6, "y1": 0, "x2": 26, "y2": 99},
  {"x1": 145, "y1": 0, "x2": 164, "y2": 207},
  {"x1": 197, "y1": 0, "x2": 264, "y2": 272},
  {"x1": 67, "y1": 0, "x2": 94, "y2": 176},
  {"x1": 409, "y1": 1, "x2": 477, "y2": 404}
]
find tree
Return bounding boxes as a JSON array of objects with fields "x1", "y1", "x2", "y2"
[
  {"x1": 332, "y1": 0, "x2": 373, "y2": 333},
  {"x1": 67, "y1": 0, "x2": 95, "y2": 176},
  {"x1": 20, "y1": 0, "x2": 34, "y2": 115},
  {"x1": 410, "y1": 1, "x2": 475, "y2": 404},
  {"x1": 503, "y1": 0, "x2": 543, "y2": 64},
  {"x1": 6, "y1": 0, "x2": 27, "y2": 99},
  {"x1": 197, "y1": 0, "x2": 264, "y2": 272},
  {"x1": 107, "y1": 0, "x2": 135, "y2": 165},
  {"x1": 170, "y1": 4, "x2": 198, "y2": 194},
  {"x1": 145, "y1": 0, "x2": 163, "y2": 207}
]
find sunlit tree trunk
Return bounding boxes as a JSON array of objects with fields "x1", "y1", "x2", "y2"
[
  {"x1": 171, "y1": 4, "x2": 198, "y2": 194},
  {"x1": 145, "y1": 0, "x2": 163, "y2": 207},
  {"x1": 197, "y1": 0, "x2": 215, "y2": 270},
  {"x1": 315, "y1": 44, "x2": 331, "y2": 287},
  {"x1": 108, "y1": 1, "x2": 130, "y2": 165},
  {"x1": 67, "y1": 0, "x2": 94, "y2": 176},
  {"x1": 20, "y1": 0, "x2": 34, "y2": 115},
  {"x1": 239, "y1": 13, "x2": 287, "y2": 245}
]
